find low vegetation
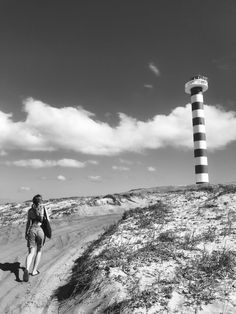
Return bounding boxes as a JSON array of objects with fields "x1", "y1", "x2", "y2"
[
  {"x1": 1, "y1": 183, "x2": 236, "y2": 312},
  {"x1": 55, "y1": 184, "x2": 236, "y2": 313}
]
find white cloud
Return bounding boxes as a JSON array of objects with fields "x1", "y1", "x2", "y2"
[
  {"x1": 19, "y1": 186, "x2": 31, "y2": 192},
  {"x1": 88, "y1": 175, "x2": 102, "y2": 182},
  {"x1": 148, "y1": 62, "x2": 160, "y2": 77},
  {"x1": 203, "y1": 105, "x2": 236, "y2": 149},
  {"x1": 56, "y1": 159, "x2": 85, "y2": 168},
  {"x1": 7, "y1": 159, "x2": 48, "y2": 168},
  {"x1": 144, "y1": 84, "x2": 153, "y2": 89},
  {"x1": 57, "y1": 175, "x2": 66, "y2": 181},
  {"x1": 112, "y1": 165, "x2": 130, "y2": 171},
  {"x1": 6, "y1": 158, "x2": 86, "y2": 168},
  {"x1": 0, "y1": 98, "x2": 236, "y2": 155},
  {"x1": 148, "y1": 166, "x2": 156, "y2": 172}
]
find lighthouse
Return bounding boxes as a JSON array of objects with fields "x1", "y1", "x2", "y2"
[{"x1": 185, "y1": 75, "x2": 209, "y2": 184}]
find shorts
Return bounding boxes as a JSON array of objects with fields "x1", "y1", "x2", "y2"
[{"x1": 27, "y1": 225, "x2": 44, "y2": 249}]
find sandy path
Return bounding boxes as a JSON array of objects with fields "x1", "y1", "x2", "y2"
[{"x1": 0, "y1": 213, "x2": 122, "y2": 314}]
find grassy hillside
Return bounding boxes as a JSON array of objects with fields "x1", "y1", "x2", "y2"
[{"x1": 55, "y1": 184, "x2": 236, "y2": 314}]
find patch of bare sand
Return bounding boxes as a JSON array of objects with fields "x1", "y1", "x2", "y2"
[{"x1": 0, "y1": 214, "x2": 122, "y2": 314}]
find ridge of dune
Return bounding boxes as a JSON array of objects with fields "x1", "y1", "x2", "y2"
[{"x1": 0, "y1": 190, "x2": 161, "y2": 228}]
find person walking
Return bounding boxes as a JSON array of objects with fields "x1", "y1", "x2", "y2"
[{"x1": 23, "y1": 194, "x2": 50, "y2": 282}]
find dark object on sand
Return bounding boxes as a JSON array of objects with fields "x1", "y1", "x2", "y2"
[
  {"x1": 23, "y1": 269, "x2": 29, "y2": 282},
  {"x1": 41, "y1": 209, "x2": 52, "y2": 239}
]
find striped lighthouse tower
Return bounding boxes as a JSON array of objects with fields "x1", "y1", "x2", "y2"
[{"x1": 185, "y1": 75, "x2": 209, "y2": 184}]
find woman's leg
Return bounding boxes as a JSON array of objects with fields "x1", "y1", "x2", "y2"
[
  {"x1": 32, "y1": 247, "x2": 42, "y2": 275},
  {"x1": 31, "y1": 228, "x2": 44, "y2": 275},
  {"x1": 24, "y1": 247, "x2": 36, "y2": 281},
  {"x1": 25, "y1": 247, "x2": 36, "y2": 271}
]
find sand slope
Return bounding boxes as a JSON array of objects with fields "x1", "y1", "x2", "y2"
[
  {"x1": 0, "y1": 213, "x2": 122, "y2": 314},
  {"x1": 0, "y1": 189, "x2": 161, "y2": 314},
  {"x1": 56, "y1": 185, "x2": 236, "y2": 314}
]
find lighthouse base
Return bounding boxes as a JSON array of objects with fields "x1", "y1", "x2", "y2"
[{"x1": 195, "y1": 173, "x2": 209, "y2": 184}]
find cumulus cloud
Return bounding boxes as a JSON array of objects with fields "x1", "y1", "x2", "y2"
[
  {"x1": 18, "y1": 186, "x2": 31, "y2": 192},
  {"x1": 147, "y1": 166, "x2": 156, "y2": 172},
  {"x1": 0, "y1": 98, "x2": 236, "y2": 155},
  {"x1": 148, "y1": 62, "x2": 160, "y2": 77},
  {"x1": 57, "y1": 175, "x2": 66, "y2": 181},
  {"x1": 6, "y1": 158, "x2": 86, "y2": 168},
  {"x1": 56, "y1": 159, "x2": 85, "y2": 168},
  {"x1": 88, "y1": 175, "x2": 102, "y2": 182},
  {"x1": 112, "y1": 165, "x2": 130, "y2": 171}
]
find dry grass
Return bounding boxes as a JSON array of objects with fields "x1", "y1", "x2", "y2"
[{"x1": 53, "y1": 184, "x2": 236, "y2": 313}]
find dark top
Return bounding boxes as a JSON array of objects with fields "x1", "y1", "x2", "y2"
[
  {"x1": 29, "y1": 205, "x2": 44, "y2": 222},
  {"x1": 25, "y1": 204, "x2": 44, "y2": 236}
]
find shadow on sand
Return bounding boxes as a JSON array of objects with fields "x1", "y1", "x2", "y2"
[
  {"x1": 54, "y1": 254, "x2": 89, "y2": 302},
  {"x1": 54, "y1": 241, "x2": 98, "y2": 303},
  {"x1": 0, "y1": 262, "x2": 24, "y2": 282},
  {"x1": 54, "y1": 232, "x2": 112, "y2": 303}
]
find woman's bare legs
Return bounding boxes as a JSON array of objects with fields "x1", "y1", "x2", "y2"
[
  {"x1": 24, "y1": 247, "x2": 36, "y2": 281},
  {"x1": 32, "y1": 247, "x2": 42, "y2": 275},
  {"x1": 25, "y1": 247, "x2": 36, "y2": 271}
]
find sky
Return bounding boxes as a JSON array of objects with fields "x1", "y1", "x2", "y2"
[{"x1": 0, "y1": 0, "x2": 236, "y2": 202}]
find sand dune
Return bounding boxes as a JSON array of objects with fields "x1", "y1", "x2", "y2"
[
  {"x1": 53, "y1": 184, "x2": 236, "y2": 314},
  {"x1": 2, "y1": 185, "x2": 236, "y2": 313},
  {"x1": 0, "y1": 189, "x2": 162, "y2": 313},
  {"x1": 0, "y1": 213, "x2": 122, "y2": 313}
]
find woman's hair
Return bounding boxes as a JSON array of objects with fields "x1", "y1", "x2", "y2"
[{"x1": 32, "y1": 194, "x2": 43, "y2": 204}]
